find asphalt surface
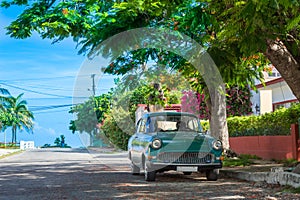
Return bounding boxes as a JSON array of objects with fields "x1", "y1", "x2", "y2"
[{"x1": 0, "y1": 148, "x2": 300, "y2": 200}]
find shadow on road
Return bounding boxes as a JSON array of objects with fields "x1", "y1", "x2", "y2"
[{"x1": 0, "y1": 148, "x2": 298, "y2": 200}]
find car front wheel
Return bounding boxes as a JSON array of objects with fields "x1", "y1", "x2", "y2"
[
  {"x1": 131, "y1": 162, "x2": 140, "y2": 175},
  {"x1": 206, "y1": 169, "x2": 219, "y2": 181},
  {"x1": 144, "y1": 162, "x2": 156, "y2": 181}
]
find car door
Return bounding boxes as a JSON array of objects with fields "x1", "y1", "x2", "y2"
[{"x1": 131, "y1": 118, "x2": 147, "y2": 166}]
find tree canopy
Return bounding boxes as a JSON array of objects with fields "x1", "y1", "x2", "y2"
[
  {"x1": 5, "y1": 0, "x2": 296, "y2": 150},
  {"x1": 203, "y1": 0, "x2": 300, "y2": 100}
]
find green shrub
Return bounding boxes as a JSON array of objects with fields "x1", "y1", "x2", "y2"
[
  {"x1": 223, "y1": 154, "x2": 258, "y2": 167},
  {"x1": 203, "y1": 103, "x2": 300, "y2": 137},
  {"x1": 100, "y1": 108, "x2": 134, "y2": 150},
  {"x1": 200, "y1": 120, "x2": 209, "y2": 131},
  {"x1": 227, "y1": 103, "x2": 300, "y2": 137}
]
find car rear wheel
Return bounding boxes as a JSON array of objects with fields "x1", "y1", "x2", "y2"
[
  {"x1": 206, "y1": 169, "x2": 219, "y2": 181},
  {"x1": 144, "y1": 162, "x2": 156, "y2": 181},
  {"x1": 131, "y1": 162, "x2": 140, "y2": 175}
]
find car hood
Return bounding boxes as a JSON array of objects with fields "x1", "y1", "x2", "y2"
[{"x1": 155, "y1": 132, "x2": 213, "y2": 152}]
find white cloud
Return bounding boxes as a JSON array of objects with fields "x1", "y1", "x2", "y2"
[{"x1": 33, "y1": 122, "x2": 58, "y2": 136}]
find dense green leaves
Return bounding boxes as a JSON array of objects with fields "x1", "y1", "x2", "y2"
[
  {"x1": 100, "y1": 108, "x2": 132, "y2": 150},
  {"x1": 204, "y1": 0, "x2": 300, "y2": 63},
  {"x1": 227, "y1": 104, "x2": 300, "y2": 137},
  {"x1": 69, "y1": 93, "x2": 112, "y2": 134}
]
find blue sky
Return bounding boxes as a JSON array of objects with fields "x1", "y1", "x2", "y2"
[{"x1": 0, "y1": 6, "x2": 116, "y2": 147}]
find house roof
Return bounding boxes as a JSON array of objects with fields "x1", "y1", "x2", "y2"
[{"x1": 256, "y1": 77, "x2": 284, "y2": 89}]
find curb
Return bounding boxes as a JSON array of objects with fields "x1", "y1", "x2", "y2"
[
  {"x1": 220, "y1": 168, "x2": 300, "y2": 188},
  {"x1": 0, "y1": 149, "x2": 22, "y2": 158}
]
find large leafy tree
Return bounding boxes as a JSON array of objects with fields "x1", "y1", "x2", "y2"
[
  {"x1": 1, "y1": 0, "x2": 266, "y2": 150},
  {"x1": 2, "y1": 94, "x2": 34, "y2": 143},
  {"x1": 69, "y1": 93, "x2": 112, "y2": 145},
  {"x1": 203, "y1": 0, "x2": 300, "y2": 100}
]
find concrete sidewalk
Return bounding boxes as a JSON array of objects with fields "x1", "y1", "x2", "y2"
[
  {"x1": 221, "y1": 161, "x2": 300, "y2": 188},
  {"x1": 0, "y1": 149, "x2": 22, "y2": 157}
]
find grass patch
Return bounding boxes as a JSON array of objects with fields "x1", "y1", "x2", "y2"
[
  {"x1": 282, "y1": 186, "x2": 300, "y2": 194},
  {"x1": 223, "y1": 154, "x2": 261, "y2": 167},
  {"x1": 274, "y1": 158, "x2": 299, "y2": 167}
]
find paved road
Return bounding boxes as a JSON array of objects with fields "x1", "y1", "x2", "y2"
[{"x1": 0, "y1": 148, "x2": 299, "y2": 200}]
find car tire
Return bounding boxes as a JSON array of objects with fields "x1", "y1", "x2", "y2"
[
  {"x1": 131, "y1": 162, "x2": 140, "y2": 175},
  {"x1": 206, "y1": 169, "x2": 219, "y2": 181},
  {"x1": 183, "y1": 172, "x2": 192, "y2": 175},
  {"x1": 144, "y1": 162, "x2": 156, "y2": 181}
]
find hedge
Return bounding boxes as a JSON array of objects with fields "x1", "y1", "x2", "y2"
[
  {"x1": 200, "y1": 103, "x2": 300, "y2": 137},
  {"x1": 100, "y1": 108, "x2": 134, "y2": 150}
]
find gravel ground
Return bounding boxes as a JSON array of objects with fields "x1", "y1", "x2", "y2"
[{"x1": 0, "y1": 148, "x2": 299, "y2": 200}]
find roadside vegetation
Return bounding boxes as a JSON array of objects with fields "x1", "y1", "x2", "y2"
[
  {"x1": 0, "y1": 142, "x2": 20, "y2": 149},
  {"x1": 282, "y1": 186, "x2": 300, "y2": 194},
  {"x1": 223, "y1": 154, "x2": 261, "y2": 167},
  {"x1": 202, "y1": 103, "x2": 300, "y2": 137},
  {"x1": 42, "y1": 135, "x2": 71, "y2": 148},
  {"x1": 1, "y1": 88, "x2": 34, "y2": 145}
]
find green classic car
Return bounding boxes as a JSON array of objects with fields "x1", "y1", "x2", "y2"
[{"x1": 128, "y1": 111, "x2": 223, "y2": 181}]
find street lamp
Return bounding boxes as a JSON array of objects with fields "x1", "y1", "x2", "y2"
[{"x1": 255, "y1": 104, "x2": 260, "y2": 115}]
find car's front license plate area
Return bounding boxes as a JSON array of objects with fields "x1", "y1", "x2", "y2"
[{"x1": 177, "y1": 166, "x2": 198, "y2": 172}]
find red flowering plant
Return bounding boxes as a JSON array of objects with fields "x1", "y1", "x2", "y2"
[{"x1": 181, "y1": 86, "x2": 252, "y2": 119}]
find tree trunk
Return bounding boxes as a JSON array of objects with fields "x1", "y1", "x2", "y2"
[
  {"x1": 11, "y1": 126, "x2": 16, "y2": 143},
  {"x1": 265, "y1": 39, "x2": 300, "y2": 101},
  {"x1": 207, "y1": 85, "x2": 230, "y2": 150}
]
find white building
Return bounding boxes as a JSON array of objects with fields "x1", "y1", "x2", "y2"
[
  {"x1": 251, "y1": 66, "x2": 298, "y2": 115},
  {"x1": 20, "y1": 141, "x2": 35, "y2": 150}
]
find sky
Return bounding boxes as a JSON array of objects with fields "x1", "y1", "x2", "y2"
[{"x1": 0, "y1": 6, "x2": 116, "y2": 148}]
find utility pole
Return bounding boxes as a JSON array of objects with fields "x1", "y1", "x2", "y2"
[
  {"x1": 90, "y1": 74, "x2": 96, "y2": 147},
  {"x1": 91, "y1": 74, "x2": 96, "y2": 96}
]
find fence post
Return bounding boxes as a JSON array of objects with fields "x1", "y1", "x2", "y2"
[
  {"x1": 291, "y1": 124, "x2": 300, "y2": 161},
  {"x1": 298, "y1": 118, "x2": 300, "y2": 137}
]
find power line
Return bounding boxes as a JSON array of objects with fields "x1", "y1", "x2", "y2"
[
  {"x1": 0, "y1": 82, "x2": 88, "y2": 99},
  {"x1": 33, "y1": 109, "x2": 70, "y2": 115},
  {"x1": 29, "y1": 103, "x2": 79, "y2": 111},
  {"x1": 5, "y1": 83, "x2": 111, "y2": 93},
  {"x1": 0, "y1": 74, "x2": 115, "y2": 82}
]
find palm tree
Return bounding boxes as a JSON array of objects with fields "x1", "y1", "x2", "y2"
[
  {"x1": 3, "y1": 94, "x2": 34, "y2": 143},
  {"x1": 0, "y1": 87, "x2": 10, "y2": 130}
]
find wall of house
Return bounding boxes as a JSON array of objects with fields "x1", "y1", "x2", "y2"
[
  {"x1": 251, "y1": 78, "x2": 297, "y2": 114},
  {"x1": 267, "y1": 81, "x2": 296, "y2": 104},
  {"x1": 229, "y1": 124, "x2": 300, "y2": 161}
]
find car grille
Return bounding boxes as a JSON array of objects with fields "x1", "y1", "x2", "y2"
[{"x1": 157, "y1": 152, "x2": 213, "y2": 164}]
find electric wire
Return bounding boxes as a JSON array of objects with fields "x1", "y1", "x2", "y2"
[
  {"x1": 0, "y1": 82, "x2": 88, "y2": 98},
  {"x1": 0, "y1": 74, "x2": 114, "y2": 82}
]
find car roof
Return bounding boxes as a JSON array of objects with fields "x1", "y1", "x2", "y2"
[{"x1": 143, "y1": 111, "x2": 198, "y2": 118}]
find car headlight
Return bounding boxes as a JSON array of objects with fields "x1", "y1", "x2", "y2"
[
  {"x1": 151, "y1": 138, "x2": 162, "y2": 149},
  {"x1": 212, "y1": 140, "x2": 222, "y2": 150}
]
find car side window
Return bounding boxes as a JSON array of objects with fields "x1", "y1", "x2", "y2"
[
  {"x1": 138, "y1": 119, "x2": 146, "y2": 133},
  {"x1": 187, "y1": 118, "x2": 202, "y2": 132}
]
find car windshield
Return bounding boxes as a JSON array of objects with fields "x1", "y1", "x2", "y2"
[{"x1": 146, "y1": 114, "x2": 202, "y2": 133}]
